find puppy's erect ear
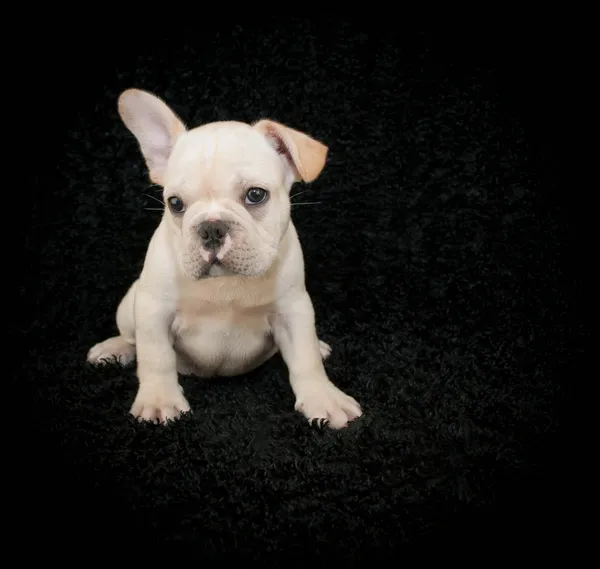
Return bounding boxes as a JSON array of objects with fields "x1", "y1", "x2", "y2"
[
  {"x1": 117, "y1": 89, "x2": 186, "y2": 185},
  {"x1": 253, "y1": 120, "x2": 328, "y2": 183}
]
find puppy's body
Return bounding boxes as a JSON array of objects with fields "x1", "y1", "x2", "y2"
[
  {"x1": 88, "y1": 89, "x2": 361, "y2": 429},
  {"x1": 110, "y1": 221, "x2": 322, "y2": 379}
]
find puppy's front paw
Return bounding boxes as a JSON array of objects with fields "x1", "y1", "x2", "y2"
[
  {"x1": 130, "y1": 383, "x2": 191, "y2": 424},
  {"x1": 294, "y1": 380, "x2": 362, "y2": 429}
]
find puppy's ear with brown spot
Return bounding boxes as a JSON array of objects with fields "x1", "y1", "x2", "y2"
[
  {"x1": 117, "y1": 89, "x2": 186, "y2": 186},
  {"x1": 253, "y1": 119, "x2": 328, "y2": 183}
]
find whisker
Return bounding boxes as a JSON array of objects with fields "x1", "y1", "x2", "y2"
[
  {"x1": 145, "y1": 207, "x2": 164, "y2": 211},
  {"x1": 144, "y1": 193, "x2": 165, "y2": 206},
  {"x1": 291, "y1": 201, "x2": 321, "y2": 206},
  {"x1": 290, "y1": 189, "x2": 313, "y2": 200}
]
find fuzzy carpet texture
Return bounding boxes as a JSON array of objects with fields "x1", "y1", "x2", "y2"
[{"x1": 23, "y1": 25, "x2": 567, "y2": 562}]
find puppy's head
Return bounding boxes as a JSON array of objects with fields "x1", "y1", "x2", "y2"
[{"x1": 117, "y1": 89, "x2": 328, "y2": 279}]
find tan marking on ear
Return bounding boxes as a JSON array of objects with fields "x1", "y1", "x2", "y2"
[{"x1": 253, "y1": 119, "x2": 328, "y2": 183}]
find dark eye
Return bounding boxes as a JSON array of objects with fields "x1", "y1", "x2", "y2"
[
  {"x1": 245, "y1": 187, "x2": 269, "y2": 205},
  {"x1": 167, "y1": 196, "x2": 185, "y2": 213}
]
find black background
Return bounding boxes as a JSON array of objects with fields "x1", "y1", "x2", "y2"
[{"x1": 19, "y1": 21, "x2": 569, "y2": 563}]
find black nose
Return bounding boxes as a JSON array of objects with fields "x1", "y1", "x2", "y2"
[{"x1": 198, "y1": 220, "x2": 229, "y2": 249}]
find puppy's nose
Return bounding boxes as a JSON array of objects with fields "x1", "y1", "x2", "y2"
[{"x1": 198, "y1": 220, "x2": 229, "y2": 250}]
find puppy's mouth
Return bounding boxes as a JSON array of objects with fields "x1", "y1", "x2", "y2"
[
  {"x1": 200, "y1": 253, "x2": 232, "y2": 278},
  {"x1": 208, "y1": 250, "x2": 230, "y2": 270}
]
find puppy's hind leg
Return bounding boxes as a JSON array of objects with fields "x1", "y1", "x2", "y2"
[
  {"x1": 87, "y1": 281, "x2": 138, "y2": 366},
  {"x1": 267, "y1": 339, "x2": 332, "y2": 363}
]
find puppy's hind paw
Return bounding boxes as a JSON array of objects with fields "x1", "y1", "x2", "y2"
[
  {"x1": 87, "y1": 336, "x2": 136, "y2": 366},
  {"x1": 319, "y1": 339, "x2": 332, "y2": 360}
]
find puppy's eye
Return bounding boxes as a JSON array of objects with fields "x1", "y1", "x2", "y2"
[
  {"x1": 245, "y1": 187, "x2": 269, "y2": 205},
  {"x1": 167, "y1": 196, "x2": 185, "y2": 213}
]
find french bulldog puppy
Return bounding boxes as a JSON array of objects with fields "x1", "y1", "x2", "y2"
[{"x1": 87, "y1": 88, "x2": 362, "y2": 429}]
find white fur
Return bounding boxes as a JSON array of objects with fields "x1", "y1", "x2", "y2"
[{"x1": 87, "y1": 89, "x2": 362, "y2": 429}]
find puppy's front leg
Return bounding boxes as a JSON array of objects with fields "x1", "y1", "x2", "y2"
[
  {"x1": 273, "y1": 291, "x2": 362, "y2": 429},
  {"x1": 130, "y1": 288, "x2": 190, "y2": 424}
]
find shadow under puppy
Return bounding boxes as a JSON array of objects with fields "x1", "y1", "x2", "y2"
[{"x1": 88, "y1": 88, "x2": 362, "y2": 430}]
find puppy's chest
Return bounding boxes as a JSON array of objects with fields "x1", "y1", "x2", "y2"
[
  {"x1": 171, "y1": 298, "x2": 274, "y2": 346},
  {"x1": 170, "y1": 277, "x2": 279, "y2": 367}
]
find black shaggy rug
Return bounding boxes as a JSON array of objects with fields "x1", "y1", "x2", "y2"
[{"x1": 23, "y1": 24, "x2": 568, "y2": 562}]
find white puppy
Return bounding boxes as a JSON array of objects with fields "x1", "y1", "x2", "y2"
[{"x1": 87, "y1": 89, "x2": 362, "y2": 429}]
